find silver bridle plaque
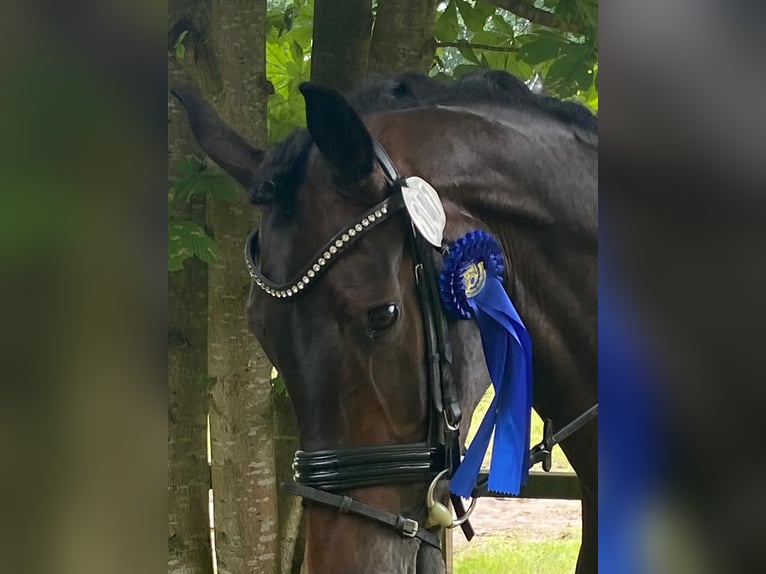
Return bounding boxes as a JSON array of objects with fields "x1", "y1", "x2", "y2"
[{"x1": 401, "y1": 176, "x2": 446, "y2": 247}]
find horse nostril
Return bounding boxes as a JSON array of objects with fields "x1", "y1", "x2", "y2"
[{"x1": 368, "y1": 303, "x2": 400, "y2": 337}]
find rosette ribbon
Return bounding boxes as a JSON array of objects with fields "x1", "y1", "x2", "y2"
[{"x1": 439, "y1": 230, "x2": 533, "y2": 497}]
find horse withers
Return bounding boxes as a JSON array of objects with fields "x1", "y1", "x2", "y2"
[{"x1": 174, "y1": 70, "x2": 598, "y2": 574}]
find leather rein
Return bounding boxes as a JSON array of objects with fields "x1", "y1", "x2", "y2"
[{"x1": 244, "y1": 140, "x2": 598, "y2": 551}]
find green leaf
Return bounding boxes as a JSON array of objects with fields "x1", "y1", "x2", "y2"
[
  {"x1": 500, "y1": 53, "x2": 534, "y2": 81},
  {"x1": 580, "y1": 0, "x2": 598, "y2": 29},
  {"x1": 171, "y1": 157, "x2": 203, "y2": 201},
  {"x1": 171, "y1": 157, "x2": 239, "y2": 203},
  {"x1": 556, "y1": 0, "x2": 579, "y2": 24},
  {"x1": 199, "y1": 170, "x2": 239, "y2": 202},
  {"x1": 455, "y1": 0, "x2": 487, "y2": 34},
  {"x1": 546, "y1": 55, "x2": 577, "y2": 85},
  {"x1": 471, "y1": 30, "x2": 511, "y2": 47},
  {"x1": 456, "y1": 41, "x2": 479, "y2": 64},
  {"x1": 543, "y1": 42, "x2": 594, "y2": 98},
  {"x1": 472, "y1": 0, "x2": 498, "y2": 21},
  {"x1": 173, "y1": 30, "x2": 188, "y2": 61},
  {"x1": 266, "y1": 2, "x2": 313, "y2": 143},
  {"x1": 481, "y1": 50, "x2": 510, "y2": 71},
  {"x1": 545, "y1": 54, "x2": 589, "y2": 98},
  {"x1": 198, "y1": 373, "x2": 217, "y2": 389},
  {"x1": 290, "y1": 40, "x2": 303, "y2": 63},
  {"x1": 285, "y1": 59, "x2": 303, "y2": 80},
  {"x1": 435, "y1": 0, "x2": 459, "y2": 42},
  {"x1": 571, "y1": 63, "x2": 593, "y2": 92},
  {"x1": 491, "y1": 14, "x2": 515, "y2": 37},
  {"x1": 519, "y1": 36, "x2": 566, "y2": 65},
  {"x1": 270, "y1": 375, "x2": 289, "y2": 398},
  {"x1": 168, "y1": 219, "x2": 218, "y2": 271}
]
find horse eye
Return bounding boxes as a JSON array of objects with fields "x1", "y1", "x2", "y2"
[{"x1": 368, "y1": 303, "x2": 400, "y2": 336}]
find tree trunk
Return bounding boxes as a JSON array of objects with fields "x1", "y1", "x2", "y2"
[
  {"x1": 272, "y1": 393, "x2": 303, "y2": 574},
  {"x1": 198, "y1": 2, "x2": 281, "y2": 574},
  {"x1": 368, "y1": 0, "x2": 438, "y2": 76},
  {"x1": 311, "y1": 0, "x2": 373, "y2": 92},
  {"x1": 168, "y1": 52, "x2": 213, "y2": 574},
  {"x1": 169, "y1": 0, "x2": 303, "y2": 572}
]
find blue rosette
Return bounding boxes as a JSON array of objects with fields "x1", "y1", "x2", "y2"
[
  {"x1": 439, "y1": 230, "x2": 506, "y2": 320},
  {"x1": 439, "y1": 230, "x2": 534, "y2": 497}
]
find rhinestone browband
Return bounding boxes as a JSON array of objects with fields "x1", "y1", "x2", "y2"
[{"x1": 244, "y1": 190, "x2": 405, "y2": 299}]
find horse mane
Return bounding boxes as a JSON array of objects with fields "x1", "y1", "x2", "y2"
[
  {"x1": 351, "y1": 70, "x2": 597, "y2": 133},
  {"x1": 259, "y1": 70, "x2": 597, "y2": 210}
]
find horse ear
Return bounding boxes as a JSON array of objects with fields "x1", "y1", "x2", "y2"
[
  {"x1": 299, "y1": 82, "x2": 374, "y2": 188},
  {"x1": 171, "y1": 85, "x2": 273, "y2": 203}
]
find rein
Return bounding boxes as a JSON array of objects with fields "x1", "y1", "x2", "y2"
[{"x1": 244, "y1": 139, "x2": 597, "y2": 551}]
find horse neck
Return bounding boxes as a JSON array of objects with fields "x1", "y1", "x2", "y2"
[{"x1": 386, "y1": 105, "x2": 599, "y2": 425}]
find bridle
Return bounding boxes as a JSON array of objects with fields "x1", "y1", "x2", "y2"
[
  {"x1": 245, "y1": 140, "x2": 461, "y2": 549},
  {"x1": 244, "y1": 139, "x2": 598, "y2": 551}
]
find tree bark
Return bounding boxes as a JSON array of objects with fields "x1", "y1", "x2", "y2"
[
  {"x1": 169, "y1": 0, "x2": 302, "y2": 572},
  {"x1": 272, "y1": 393, "x2": 303, "y2": 574},
  {"x1": 311, "y1": 0, "x2": 373, "y2": 92},
  {"x1": 198, "y1": 2, "x2": 282, "y2": 574},
  {"x1": 168, "y1": 51, "x2": 213, "y2": 574},
  {"x1": 368, "y1": 0, "x2": 439, "y2": 77}
]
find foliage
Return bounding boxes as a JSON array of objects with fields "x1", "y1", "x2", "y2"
[
  {"x1": 270, "y1": 367, "x2": 289, "y2": 397},
  {"x1": 168, "y1": 156, "x2": 239, "y2": 272},
  {"x1": 263, "y1": 0, "x2": 597, "y2": 146},
  {"x1": 172, "y1": 156, "x2": 239, "y2": 204},
  {"x1": 433, "y1": 0, "x2": 597, "y2": 111},
  {"x1": 168, "y1": 219, "x2": 218, "y2": 272},
  {"x1": 173, "y1": 30, "x2": 188, "y2": 61},
  {"x1": 198, "y1": 373, "x2": 218, "y2": 389},
  {"x1": 170, "y1": 3, "x2": 597, "y2": 266},
  {"x1": 266, "y1": 0, "x2": 313, "y2": 143}
]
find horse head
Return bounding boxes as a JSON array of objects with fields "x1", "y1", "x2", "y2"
[{"x1": 174, "y1": 82, "x2": 492, "y2": 574}]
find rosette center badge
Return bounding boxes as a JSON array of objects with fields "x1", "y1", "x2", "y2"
[{"x1": 462, "y1": 261, "x2": 487, "y2": 298}]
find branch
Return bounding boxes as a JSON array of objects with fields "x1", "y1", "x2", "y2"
[
  {"x1": 437, "y1": 41, "x2": 518, "y2": 53},
  {"x1": 486, "y1": 0, "x2": 585, "y2": 35}
]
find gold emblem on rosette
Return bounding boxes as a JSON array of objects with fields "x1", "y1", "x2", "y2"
[{"x1": 462, "y1": 261, "x2": 487, "y2": 298}]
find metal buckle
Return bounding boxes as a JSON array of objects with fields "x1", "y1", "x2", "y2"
[
  {"x1": 401, "y1": 518, "x2": 419, "y2": 538},
  {"x1": 528, "y1": 417, "x2": 553, "y2": 472},
  {"x1": 414, "y1": 263, "x2": 423, "y2": 285},
  {"x1": 443, "y1": 408, "x2": 460, "y2": 432}
]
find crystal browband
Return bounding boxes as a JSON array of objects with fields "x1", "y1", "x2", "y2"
[{"x1": 244, "y1": 191, "x2": 405, "y2": 299}]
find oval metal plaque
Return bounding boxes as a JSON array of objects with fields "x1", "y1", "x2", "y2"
[{"x1": 402, "y1": 176, "x2": 446, "y2": 247}]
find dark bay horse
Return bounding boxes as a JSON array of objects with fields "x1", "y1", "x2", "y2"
[{"x1": 174, "y1": 70, "x2": 597, "y2": 574}]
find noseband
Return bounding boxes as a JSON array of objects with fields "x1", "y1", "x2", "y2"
[{"x1": 244, "y1": 140, "x2": 598, "y2": 551}]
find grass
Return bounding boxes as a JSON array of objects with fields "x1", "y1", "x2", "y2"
[
  {"x1": 467, "y1": 387, "x2": 572, "y2": 473},
  {"x1": 454, "y1": 531, "x2": 581, "y2": 574}
]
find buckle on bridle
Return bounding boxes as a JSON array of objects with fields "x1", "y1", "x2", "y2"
[
  {"x1": 528, "y1": 417, "x2": 554, "y2": 472},
  {"x1": 401, "y1": 518, "x2": 419, "y2": 538},
  {"x1": 443, "y1": 403, "x2": 462, "y2": 431}
]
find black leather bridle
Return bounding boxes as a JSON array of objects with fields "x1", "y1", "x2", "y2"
[
  {"x1": 244, "y1": 139, "x2": 598, "y2": 551},
  {"x1": 245, "y1": 140, "x2": 462, "y2": 549}
]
